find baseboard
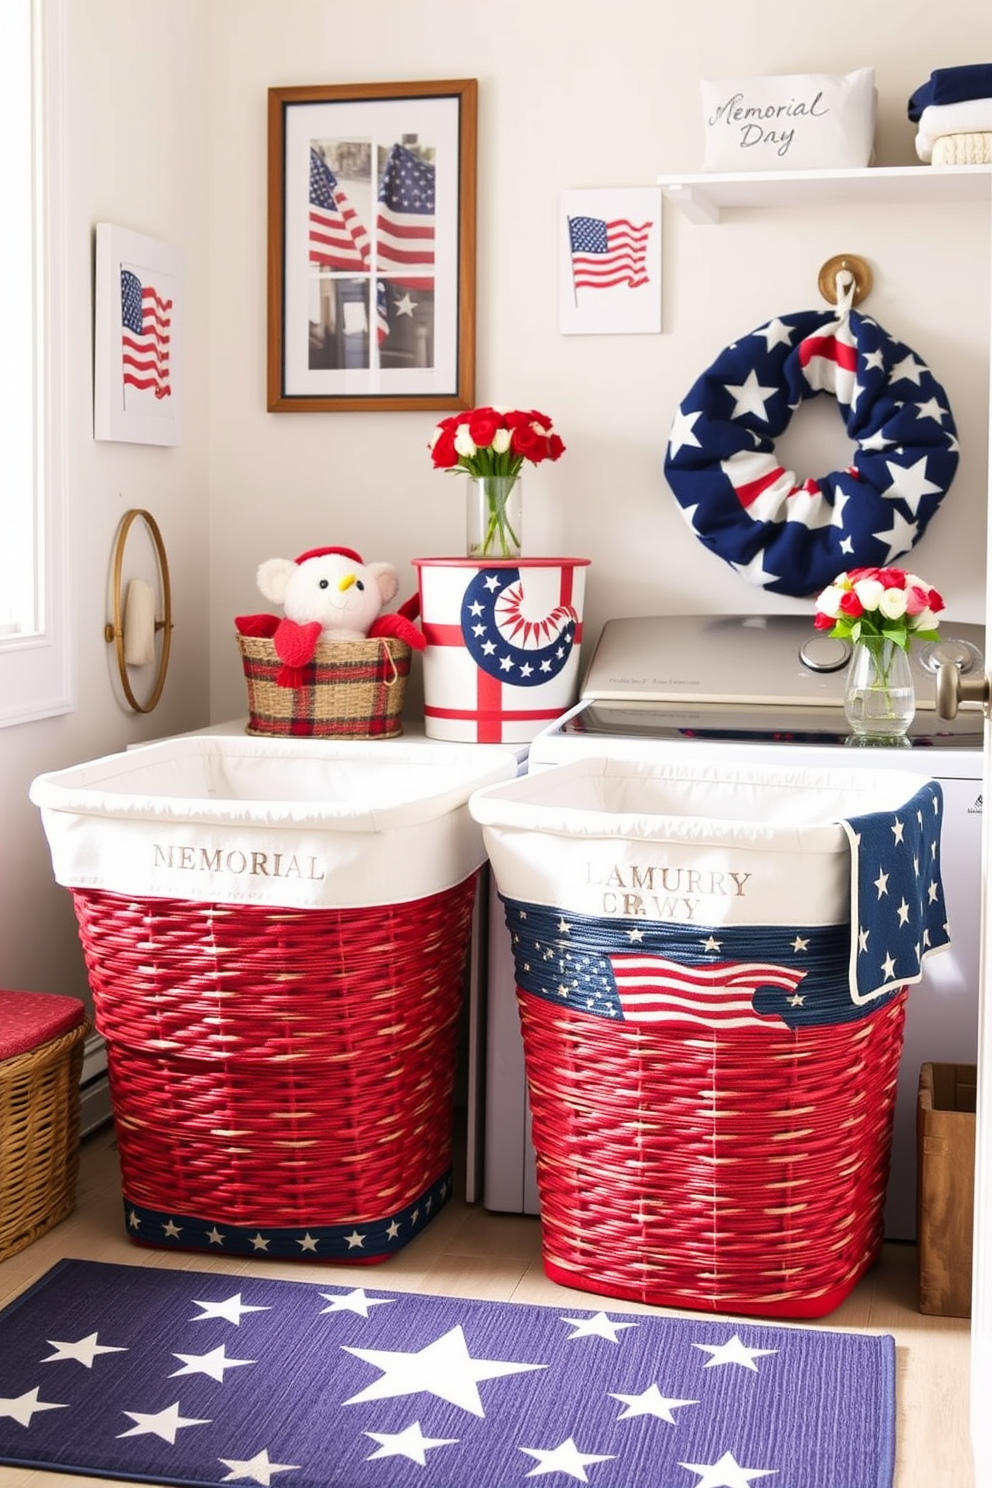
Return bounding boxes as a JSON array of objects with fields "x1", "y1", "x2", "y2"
[{"x1": 79, "y1": 1031, "x2": 112, "y2": 1137}]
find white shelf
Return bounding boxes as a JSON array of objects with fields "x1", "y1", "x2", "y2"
[{"x1": 657, "y1": 165, "x2": 992, "y2": 224}]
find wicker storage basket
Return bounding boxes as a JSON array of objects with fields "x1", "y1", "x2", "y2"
[
  {"x1": 0, "y1": 991, "x2": 89, "y2": 1262},
  {"x1": 236, "y1": 632, "x2": 410, "y2": 738},
  {"x1": 471, "y1": 755, "x2": 950, "y2": 1318},
  {"x1": 30, "y1": 736, "x2": 518, "y2": 1261}
]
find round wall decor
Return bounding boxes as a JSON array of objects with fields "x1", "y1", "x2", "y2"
[{"x1": 663, "y1": 278, "x2": 959, "y2": 597}]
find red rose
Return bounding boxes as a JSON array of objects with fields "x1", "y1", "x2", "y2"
[
  {"x1": 813, "y1": 611, "x2": 835, "y2": 630},
  {"x1": 430, "y1": 428, "x2": 459, "y2": 469},
  {"x1": 876, "y1": 567, "x2": 907, "y2": 589},
  {"x1": 927, "y1": 586, "x2": 945, "y2": 614},
  {"x1": 510, "y1": 423, "x2": 546, "y2": 462},
  {"x1": 839, "y1": 591, "x2": 864, "y2": 618},
  {"x1": 547, "y1": 433, "x2": 565, "y2": 460},
  {"x1": 467, "y1": 407, "x2": 502, "y2": 448}
]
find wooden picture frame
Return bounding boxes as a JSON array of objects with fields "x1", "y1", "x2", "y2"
[{"x1": 267, "y1": 79, "x2": 477, "y2": 413}]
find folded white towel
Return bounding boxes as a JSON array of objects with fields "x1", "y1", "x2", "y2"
[
  {"x1": 932, "y1": 131, "x2": 992, "y2": 165},
  {"x1": 916, "y1": 97, "x2": 992, "y2": 159}
]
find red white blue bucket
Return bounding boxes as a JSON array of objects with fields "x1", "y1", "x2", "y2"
[{"x1": 413, "y1": 557, "x2": 590, "y2": 743}]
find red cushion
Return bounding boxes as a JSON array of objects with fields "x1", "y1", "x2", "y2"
[{"x1": 0, "y1": 990, "x2": 87, "y2": 1062}]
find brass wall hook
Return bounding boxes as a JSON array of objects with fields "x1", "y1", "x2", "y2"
[
  {"x1": 817, "y1": 253, "x2": 872, "y2": 307},
  {"x1": 104, "y1": 508, "x2": 173, "y2": 713}
]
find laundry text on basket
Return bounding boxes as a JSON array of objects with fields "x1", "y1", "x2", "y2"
[{"x1": 584, "y1": 859, "x2": 752, "y2": 919}]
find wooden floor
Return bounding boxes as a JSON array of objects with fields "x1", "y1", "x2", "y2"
[{"x1": 0, "y1": 1123, "x2": 974, "y2": 1488}]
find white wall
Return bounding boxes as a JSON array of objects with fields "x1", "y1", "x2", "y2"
[
  {"x1": 0, "y1": 0, "x2": 211, "y2": 1003},
  {"x1": 206, "y1": 0, "x2": 992, "y2": 724}
]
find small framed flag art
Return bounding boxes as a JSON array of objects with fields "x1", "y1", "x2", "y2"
[{"x1": 94, "y1": 223, "x2": 182, "y2": 446}]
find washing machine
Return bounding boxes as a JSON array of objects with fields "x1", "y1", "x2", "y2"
[{"x1": 482, "y1": 612, "x2": 985, "y2": 1240}]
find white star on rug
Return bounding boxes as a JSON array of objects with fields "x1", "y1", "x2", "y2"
[
  {"x1": 117, "y1": 1400, "x2": 211, "y2": 1443},
  {"x1": 882, "y1": 455, "x2": 942, "y2": 514},
  {"x1": 694, "y1": 1334, "x2": 778, "y2": 1371},
  {"x1": 364, "y1": 1420, "x2": 458, "y2": 1463},
  {"x1": 610, "y1": 1383, "x2": 698, "y2": 1422},
  {"x1": 0, "y1": 1387, "x2": 68, "y2": 1426},
  {"x1": 320, "y1": 1289, "x2": 394, "y2": 1318},
  {"x1": 520, "y1": 1435, "x2": 616, "y2": 1480},
  {"x1": 190, "y1": 1294, "x2": 271, "y2": 1326},
  {"x1": 679, "y1": 1447, "x2": 777, "y2": 1487},
  {"x1": 218, "y1": 1448, "x2": 301, "y2": 1484},
  {"x1": 42, "y1": 1332, "x2": 128, "y2": 1367},
  {"x1": 724, "y1": 369, "x2": 778, "y2": 421},
  {"x1": 561, "y1": 1312, "x2": 638, "y2": 1343},
  {"x1": 668, "y1": 407, "x2": 702, "y2": 457},
  {"x1": 343, "y1": 1323, "x2": 545, "y2": 1417},
  {"x1": 169, "y1": 1345, "x2": 255, "y2": 1382}
]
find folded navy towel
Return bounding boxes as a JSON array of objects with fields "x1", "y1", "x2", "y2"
[{"x1": 909, "y1": 63, "x2": 992, "y2": 121}]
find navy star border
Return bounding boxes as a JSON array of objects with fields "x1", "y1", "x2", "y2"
[{"x1": 121, "y1": 1170, "x2": 452, "y2": 1261}]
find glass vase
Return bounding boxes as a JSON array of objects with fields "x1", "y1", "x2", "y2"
[
  {"x1": 466, "y1": 475, "x2": 522, "y2": 559},
  {"x1": 843, "y1": 637, "x2": 916, "y2": 742}
]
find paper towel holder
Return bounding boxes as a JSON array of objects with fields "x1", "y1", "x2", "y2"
[{"x1": 104, "y1": 508, "x2": 173, "y2": 713}]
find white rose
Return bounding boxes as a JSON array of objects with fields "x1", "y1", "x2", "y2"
[
  {"x1": 454, "y1": 424, "x2": 477, "y2": 457},
  {"x1": 815, "y1": 584, "x2": 845, "y2": 618},
  {"x1": 492, "y1": 428, "x2": 512, "y2": 453},
  {"x1": 853, "y1": 578, "x2": 884, "y2": 612},
  {"x1": 912, "y1": 607, "x2": 938, "y2": 631},
  {"x1": 878, "y1": 587, "x2": 908, "y2": 620}
]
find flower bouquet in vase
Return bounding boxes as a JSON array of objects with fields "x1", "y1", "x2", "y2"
[
  {"x1": 429, "y1": 405, "x2": 565, "y2": 559},
  {"x1": 813, "y1": 566, "x2": 945, "y2": 741}
]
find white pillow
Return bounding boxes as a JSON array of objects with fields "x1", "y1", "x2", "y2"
[{"x1": 700, "y1": 68, "x2": 876, "y2": 172}]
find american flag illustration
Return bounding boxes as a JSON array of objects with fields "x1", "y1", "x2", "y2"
[
  {"x1": 567, "y1": 215, "x2": 652, "y2": 290},
  {"x1": 121, "y1": 269, "x2": 171, "y2": 400},
  {"x1": 376, "y1": 143, "x2": 435, "y2": 290},
  {"x1": 501, "y1": 777, "x2": 948, "y2": 1022},
  {"x1": 308, "y1": 148, "x2": 370, "y2": 273},
  {"x1": 0, "y1": 1259, "x2": 896, "y2": 1488},
  {"x1": 663, "y1": 305, "x2": 960, "y2": 597}
]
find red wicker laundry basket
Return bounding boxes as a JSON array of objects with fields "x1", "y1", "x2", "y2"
[
  {"x1": 517, "y1": 982, "x2": 906, "y2": 1319},
  {"x1": 70, "y1": 875, "x2": 478, "y2": 1262},
  {"x1": 470, "y1": 754, "x2": 950, "y2": 1319}
]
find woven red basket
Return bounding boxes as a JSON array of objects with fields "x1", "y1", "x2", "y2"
[
  {"x1": 517, "y1": 986, "x2": 907, "y2": 1320},
  {"x1": 69, "y1": 874, "x2": 479, "y2": 1261}
]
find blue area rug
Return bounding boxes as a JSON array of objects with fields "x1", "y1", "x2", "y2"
[{"x1": 0, "y1": 1259, "x2": 895, "y2": 1488}]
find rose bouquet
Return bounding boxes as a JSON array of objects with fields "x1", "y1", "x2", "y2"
[
  {"x1": 429, "y1": 406, "x2": 565, "y2": 558},
  {"x1": 813, "y1": 567, "x2": 944, "y2": 649},
  {"x1": 813, "y1": 566, "x2": 945, "y2": 739}
]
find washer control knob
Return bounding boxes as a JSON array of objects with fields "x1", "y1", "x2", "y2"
[
  {"x1": 919, "y1": 637, "x2": 984, "y2": 676},
  {"x1": 799, "y1": 635, "x2": 852, "y2": 673}
]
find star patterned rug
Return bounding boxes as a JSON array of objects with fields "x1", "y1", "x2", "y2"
[{"x1": 0, "y1": 1259, "x2": 895, "y2": 1488}]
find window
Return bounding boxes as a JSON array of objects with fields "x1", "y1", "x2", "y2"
[{"x1": 0, "y1": 0, "x2": 72, "y2": 726}]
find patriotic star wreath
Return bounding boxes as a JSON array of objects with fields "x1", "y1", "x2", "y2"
[{"x1": 663, "y1": 285, "x2": 959, "y2": 597}]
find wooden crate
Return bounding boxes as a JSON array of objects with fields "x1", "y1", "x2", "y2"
[{"x1": 917, "y1": 1062, "x2": 976, "y2": 1317}]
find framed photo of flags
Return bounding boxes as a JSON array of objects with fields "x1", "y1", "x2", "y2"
[
  {"x1": 267, "y1": 79, "x2": 477, "y2": 413},
  {"x1": 94, "y1": 224, "x2": 182, "y2": 445}
]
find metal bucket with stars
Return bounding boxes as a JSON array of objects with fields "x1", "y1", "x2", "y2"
[{"x1": 413, "y1": 557, "x2": 590, "y2": 743}]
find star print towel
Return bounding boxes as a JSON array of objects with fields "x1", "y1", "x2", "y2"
[
  {"x1": 0, "y1": 1258, "x2": 896, "y2": 1488},
  {"x1": 839, "y1": 777, "x2": 950, "y2": 1004},
  {"x1": 470, "y1": 755, "x2": 951, "y2": 1024}
]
